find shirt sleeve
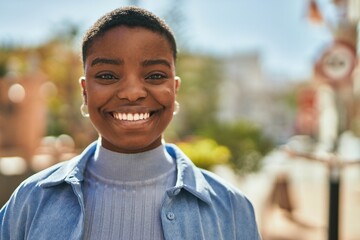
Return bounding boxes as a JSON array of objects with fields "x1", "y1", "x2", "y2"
[
  {"x1": 0, "y1": 183, "x2": 30, "y2": 240},
  {"x1": 230, "y1": 191, "x2": 262, "y2": 239}
]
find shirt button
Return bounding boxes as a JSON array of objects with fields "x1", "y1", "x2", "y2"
[
  {"x1": 68, "y1": 176, "x2": 75, "y2": 180},
  {"x1": 172, "y1": 188, "x2": 181, "y2": 195},
  {"x1": 167, "y1": 212, "x2": 175, "y2": 220}
]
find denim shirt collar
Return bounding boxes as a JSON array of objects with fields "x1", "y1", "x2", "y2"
[
  {"x1": 38, "y1": 141, "x2": 213, "y2": 205},
  {"x1": 165, "y1": 144, "x2": 213, "y2": 204},
  {"x1": 38, "y1": 142, "x2": 97, "y2": 187}
]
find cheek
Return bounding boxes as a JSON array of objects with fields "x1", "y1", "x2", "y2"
[
  {"x1": 86, "y1": 86, "x2": 111, "y2": 109},
  {"x1": 151, "y1": 84, "x2": 176, "y2": 104},
  {"x1": 156, "y1": 89, "x2": 176, "y2": 107}
]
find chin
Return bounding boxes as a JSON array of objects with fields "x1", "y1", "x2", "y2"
[{"x1": 104, "y1": 139, "x2": 161, "y2": 153}]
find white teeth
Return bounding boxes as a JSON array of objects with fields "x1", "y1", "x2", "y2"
[{"x1": 113, "y1": 112, "x2": 151, "y2": 121}]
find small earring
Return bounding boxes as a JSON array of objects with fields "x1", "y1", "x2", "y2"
[
  {"x1": 80, "y1": 103, "x2": 89, "y2": 117},
  {"x1": 173, "y1": 101, "x2": 180, "y2": 115}
]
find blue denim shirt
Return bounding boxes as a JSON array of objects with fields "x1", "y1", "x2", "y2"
[{"x1": 0, "y1": 142, "x2": 261, "y2": 240}]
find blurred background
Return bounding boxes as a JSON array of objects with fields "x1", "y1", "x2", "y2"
[{"x1": 0, "y1": 0, "x2": 359, "y2": 239}]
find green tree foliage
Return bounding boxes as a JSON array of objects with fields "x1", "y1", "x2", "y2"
[{"x1": 198, "y1": 120, "x2": 274, "y2": 175}]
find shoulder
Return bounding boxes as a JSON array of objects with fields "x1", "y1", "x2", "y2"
[
  {"x1": 201, "y1": 168, "x2": 243, "y2": 195},
  {"x1": 1, "y1": 142, "x2": 93, "y2": 239},
  {"x1": 200, "y1": 168, "x2": 254, "y2": 208},
  {"x1": 0, "y1": 161, "x2": 70, "y2": 239},
  {"x1": 22, "y1": 162, "x2": 65, "y2": 187},
  {"x1": 1, "y1": 142, "x2": 97, "y2": 209},
  {"x1": 0, "y1": 155, "x2": 90, "y2": 240},
  {"x1": 2, "y1": 160, "x2": 70, "y2": 209},
  {"x1": 165, "y1": 143, "x2": 261, "y2": 238},
  {"x1": 166, "y1": 143, "x2": 252, "y2": 202},
  {"x1": 200, "y1": 168, "x2": 260, "y2": 237}
]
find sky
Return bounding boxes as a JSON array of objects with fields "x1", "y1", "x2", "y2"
[{"x1": 0, "y1": 0, "x2": 338, "y2": 79}]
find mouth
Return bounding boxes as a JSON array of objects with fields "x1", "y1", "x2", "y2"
[{"x1": 111, "y1": 111, "x2": 156, "y2": 121}]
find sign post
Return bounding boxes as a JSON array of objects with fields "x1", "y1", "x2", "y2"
[{"x1": 315, "y1": 40, "x2": 357, "y2": 240}]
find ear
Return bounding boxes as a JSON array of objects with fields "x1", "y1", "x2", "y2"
[
  {"x1": 174, "y1": 76, "x2": 181, "y2": 94},
  {"x1": 79, "y1": 76, "x2": 87, "y2": 105}
]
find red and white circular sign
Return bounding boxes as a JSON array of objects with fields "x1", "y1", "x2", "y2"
[{"x1": 316, "y1": 40, "x2": 357, "y2": 86}]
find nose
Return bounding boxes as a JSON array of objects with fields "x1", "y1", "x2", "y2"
[{"x1": 116, "y1": 77, "x2": 147, "y2": 102}]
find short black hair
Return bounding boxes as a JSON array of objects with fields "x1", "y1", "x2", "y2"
[{"x1": 81, "y1": 6, "x2": 177, "y2": 65}]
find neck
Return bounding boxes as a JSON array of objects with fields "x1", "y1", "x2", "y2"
[{"x1": 87, "y1": 142, "x2": 175, "y2": 182}]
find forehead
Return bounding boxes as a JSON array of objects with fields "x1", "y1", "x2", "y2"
[{"x1": 86, "y1": 26, "x2": 174, "y2": 61}]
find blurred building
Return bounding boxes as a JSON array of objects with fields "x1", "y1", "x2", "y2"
[
  {"x1": 0, "y1": 57, "x2": 47, "y2": 161},
  {"x1": 217, "y1": 52, "x2": 297, "y2": 144}
]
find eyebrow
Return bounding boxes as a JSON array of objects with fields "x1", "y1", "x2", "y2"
[
  {"x1": 91, "y1": 57, "x2": 123, "y2": 66},
  {"x1": 142, "y1": 59, "x2": 171, "y2": 68},
  {"x1": 90, "y1": 57, "x2": 172, "y2": 68}
]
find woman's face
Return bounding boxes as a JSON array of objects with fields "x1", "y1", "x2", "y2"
[{"x1": 81, "y1": 26, "x2": 180, "y2": 153}]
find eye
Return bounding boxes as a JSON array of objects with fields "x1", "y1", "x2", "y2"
[
  {"x1": 96, "y1": 73, "x2": 117, "y2": 80},
  {"x1": 146, "y1": 73, "x2": 167, "y2": 80},
  {"x1": 94, "y1": 73, "x2": 119, "y2": 84}
]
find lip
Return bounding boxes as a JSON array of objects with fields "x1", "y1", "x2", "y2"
[{"x1": 106, "y1": 105, "x2": 145, "y2": 114}]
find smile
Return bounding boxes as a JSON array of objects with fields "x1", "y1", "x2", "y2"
[{"x1": 112, "y1": 112, "x2": 151, "y2": 121}]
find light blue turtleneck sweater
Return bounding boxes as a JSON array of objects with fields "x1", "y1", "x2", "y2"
[{"x1": 83, "y1": 143, "x2": 176, "y2": 240}]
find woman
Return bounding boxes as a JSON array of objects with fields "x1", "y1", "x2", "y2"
[{"x1": 0, "y1": 6, "x2": 261, "y2": 239}]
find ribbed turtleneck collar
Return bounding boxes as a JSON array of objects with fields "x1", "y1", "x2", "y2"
[{"x1": 86, "y1": 142, "x2": 175, "y2": 182}]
